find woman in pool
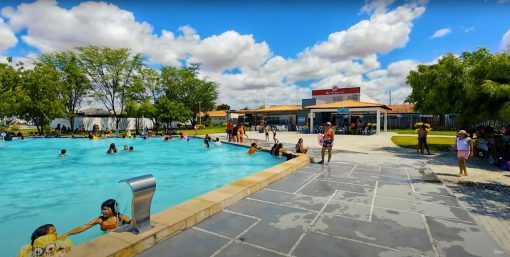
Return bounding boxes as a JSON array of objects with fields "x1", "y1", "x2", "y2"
[
  {"x1": 62, "y1": 199, "x2": 131, "y2": 237},
  {"x1": 107, "y1": 143, "x2": 118, "y2": 154}
]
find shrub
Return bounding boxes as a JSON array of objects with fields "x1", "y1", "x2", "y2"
[{"x1": 9, "y1": 124, "x2": 20, "y2": 132}]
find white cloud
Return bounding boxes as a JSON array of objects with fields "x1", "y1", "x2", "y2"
[
  {"x1": 430, "y1": 28, "x2": 451, "y2": 39},
  {"x1": 0, "y1": 0, "x2": 428, "y2": 109},
  {"x1": 0, "y1": 17, "x2": 17, "y2": 52},
  {"x1": 498, "y1": 0, "x2": 508, "y2": 3},
  {"x1": 309, "y1": 3, "x2": 425, "y2": 61},
  {"x1": 464, "y1": 27, "x2": 475, "y2": 33},
  {"x1": 501, "y1": 30, "x2": 510, "y2": 50},
  {"x1": 188, "y1": 31, "x2": 271, "y2": 72}
]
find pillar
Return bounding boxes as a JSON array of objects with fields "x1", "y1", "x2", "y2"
[
  {"x1": 376, "y1": 109, "x2": 381, "y2": 134},
  {"x1": 384, "y1": 111, "x2": 387, "y2": 133}
]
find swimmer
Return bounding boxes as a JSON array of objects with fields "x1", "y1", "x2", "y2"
[
  {"x1": 107, "y1": 143, "x2": 118, "y2": 154},
  {"x1": 17, "y1": 224, "x2": 72, "y2": 257},
  {"x1": 215, "y1": 138, "x2": 222, "y2": 147},
  {"x1": 247, "y1": 143, "x2": 257, "y2": 155},
  {"x1": 123, "y1": 145, "x2": 129, "y2": 151},
  {"x1": 62, "y1": 199, "x2": 131, "y2": 236},
  {"x1": 204, "y1": 138, "x2": 210, "y2": 148},
  {"x1": 129, "y1": 146, "x2": 134, "y2": 151},
  {"x1": 59, "y1": 149, "x2": 66, "y2": 157}
]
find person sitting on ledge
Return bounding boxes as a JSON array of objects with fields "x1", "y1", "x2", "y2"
[{"x1": 62, "y1": 199, "x2": 131, "y2": 237}]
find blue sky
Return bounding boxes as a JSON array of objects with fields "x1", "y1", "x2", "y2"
[{"x1": 1, "y1": 0, "x2": 509, "y2": 108}]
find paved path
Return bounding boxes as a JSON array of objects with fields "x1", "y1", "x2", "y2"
[{"x1": 138, "y1": 152, "x2": 507, "y2": 257}]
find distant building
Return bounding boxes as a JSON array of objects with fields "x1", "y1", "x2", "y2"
[{"x1": 198, "y1": 110, "x2": 228, "y2": 126}]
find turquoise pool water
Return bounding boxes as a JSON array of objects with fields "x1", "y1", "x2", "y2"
[{"x1": 0, "y1": 137, "x2": 283, "y2": 256}]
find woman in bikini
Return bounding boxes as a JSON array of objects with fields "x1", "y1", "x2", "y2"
[
  {"x1": 62, "y1": 199, "x2": 131, "y2": 237},
  {"x1": 319, "y1": 122, "x2": 334, "y2": 164},
  {"x1": 295, "y1": 138, "x2": 309, "y2": 154}
]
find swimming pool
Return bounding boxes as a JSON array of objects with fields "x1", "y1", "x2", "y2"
[{"x1": 0, "y1": 137, "x2": 283, "y2": 256}]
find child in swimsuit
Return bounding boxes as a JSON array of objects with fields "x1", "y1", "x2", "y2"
[{"x1": 62, "y1": 199, "x2": 131, "y2": 237}]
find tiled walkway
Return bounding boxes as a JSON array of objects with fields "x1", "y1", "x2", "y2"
[{"x1": 137, "y1": 153, "x2": 507, "y2": 257}]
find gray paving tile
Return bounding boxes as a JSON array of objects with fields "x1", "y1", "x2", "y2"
[
  {"x1": 349, "y1": 171, "x2": 381, "y2": 180},
  {"x1": 298, "y1": 180, "x2": 373, "y2": 197},
  {"x1": 265, "y1": 171, "x2": 318, "y2": 192},
  {"x1": 324, "y1": 200, "x2": 371, "y2": 221},
  {"x1": 380, "y1": 167, "x2": 409, "y2": 178},
  {"x1": 375, "y1": 196, "x2": 473, "y2": 222},
  {"x1": 294, "y1": 231, "x2": 417, "y2": 257},
  {"x1": 227, "y1": 198, "x2": 315, "y2": 222},
  {"x1": 319, "y1": 173, "x2": 377, "y2": 187},
  {"x1": 196, "y1": 211, "x2": 258, "y2": 238},
  {"x1": 320, "y1": 162, "x2": 356, "y2": 173},
  {"x1": 356, "y1": 164, "x2": 381, "y2": 170},
  {"x1": 352, "y1": 167, "x2": 381, "y2": 177},
  {"x1": 137, "y1": 228, "x2": 228, "y2": 257},
  {"x1": 216, "y1": 241, "x2": 284, "y2": 257},
  {"x1": 426, "y1": 216, "x2": 509, "y2": 257},
  {"x1": 411, "y1": 181, "x2": 452, "y2": 196},
  {"x1": 312, "y1": 210, "x2": 434, "y2": 256},
  {"x1": 240, "y1": 215, "x2": 314, "y2": 253},
  {"x1": 332, "y1": 189, "x2": 373, "y2": 205},
  {"x1": 250, "y1": 189, "x2": 327, "y2": 211}
]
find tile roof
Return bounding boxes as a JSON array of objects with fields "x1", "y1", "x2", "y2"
[
  {"x1": 387, "y1": 104, "x2": 415, "y2": 113},
  {"x1": 198, "y1": 110, "x2": 227, "y2": 117},
  {"x1": 305, "y1": 100, "x2": 391, "y2": 110},
  {"x1": 236, "y1": 105, "x2": 302, "y2": 113}
]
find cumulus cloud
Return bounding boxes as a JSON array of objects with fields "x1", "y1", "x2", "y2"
[
  {"x1": 501, "y1": 30, "x2": 510, "y2": 50},
  {"x1": 0, "y1": 0, "x2": 427, "y2": 108},
  {"x1": 308, "y1": 3, "x2": 425, "y2": 61},
  {"x1": 431, "y1": 28, "x2": 451, "y2": 39},
  {"x1": 0, "y1": 17, "x2": 17, "y2": 52}
]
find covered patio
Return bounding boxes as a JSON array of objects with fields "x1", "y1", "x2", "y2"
[
  {"x1": 236, "y1": 105, "x2": 303, "y2": 131},
  {"x1": 305, "y1": 100, "x2": 392, "y2": 134}
]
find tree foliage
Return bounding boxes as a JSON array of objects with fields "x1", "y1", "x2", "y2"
[
  {"x1": 216, "y1": 104, "x2": 230, "y2": 111},
  {"x1": 406, "y1": 48, "x2": 510, "y2": 127},
  {"x1": 77, "y1": 46, "x2": 143, "y2": 129},
  {"x1": 40, "y1": 51, "x2": 90, "y2": 130}
]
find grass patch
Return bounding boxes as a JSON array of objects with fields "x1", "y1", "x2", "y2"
[
  {"x1": 391, "y1": 136, "x2": 455, "y2": 152},
  {"x1": 177, "y1": 126, "x2": 226, "y2": 135},
  {"x1": 389, "y1": 129, "x2": 457, "y2": 136}
]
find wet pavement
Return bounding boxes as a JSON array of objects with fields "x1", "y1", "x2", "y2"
[{"x1": 137, "y1": 155, "x2": 508, "y2": 257}]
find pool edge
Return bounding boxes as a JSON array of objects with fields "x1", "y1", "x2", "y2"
[{"x1": 65, "y1": 153, "x2": 311, "y2": 257}]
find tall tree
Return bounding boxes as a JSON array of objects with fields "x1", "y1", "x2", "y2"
[
  {"x1": 18, "y1": 62, "x2": 65, "y2": 134},
  {"x1": 78, "y1": 46, "x2": 143, "y2": 129},
  {"x1": 406, "y1": 48, "x2": 510, "y2": 127},
  {"x1": 41, "y1": 51, "x2": 90, "y2": 130},
  {"x1": 156, "y1": 98, "x2": 192, "y2": 128},
  {"x1": 0, "y1": 59, "x2": 22, "y2": 123},
  {"x1": 160, "y1": 63, "x2": 218, "y2": 125},
  {"x1": 128, "y1": 67, "x2": 163, "y2": 131}
]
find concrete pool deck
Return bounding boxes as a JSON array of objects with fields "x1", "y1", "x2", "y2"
[
  {"x1": 136, "y1": 151, "x2": 508, "y2": 257},
  {"x1": 63, "y1": 146, "x2": 310, "y2": 257}
]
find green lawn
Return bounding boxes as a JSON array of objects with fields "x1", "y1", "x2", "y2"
[
  {"x1": 391, "y1": 136, "x2": 455, "y2": 152},
  {"x1": 389, "y1": 129, "x2": 457, "y2": 136},
  {"x1": 177, "y1": 126, "x2": 226, "y2": 135}
]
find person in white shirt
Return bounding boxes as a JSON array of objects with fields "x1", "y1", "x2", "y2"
[{"x1": 456, "y1": 130, "x2": 473, "y2": 176}]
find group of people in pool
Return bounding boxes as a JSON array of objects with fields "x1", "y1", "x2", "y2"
[{"x1": 18, "y1": 199, "x2": 130, "y2": 257}]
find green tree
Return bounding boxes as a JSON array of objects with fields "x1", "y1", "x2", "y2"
[
  {"x1": 18, "y1": 62, "x2": 65, "y2": 134},
  {"x1": 128, "y1": 67, "x2": 163, "y2": 131},
  {"x1": 41, "y1": 51, "x2": 90, "y2": 130},
  {"x1": 156, "y1": 98, "x2": 192, "y2": 128},
  {"x1": 0, "y1": 59, "x2": 22, "y2": 123},
  {"x1": 160, "y1": 63, "x2": 218, "y2": 125},
  {"x1": 78, "y1": 46, "x2": 143, "y2": 129},
  {"x1": 216, "y1": 103, "x2": 230, "y2": 111},
  {"x1": 406, "y1": 48, "x2": 510, "y2": 127}
]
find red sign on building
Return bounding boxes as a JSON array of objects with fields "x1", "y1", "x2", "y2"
[{"x1": 312, "y1": 86, "x2": 360, "y2": 96}]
